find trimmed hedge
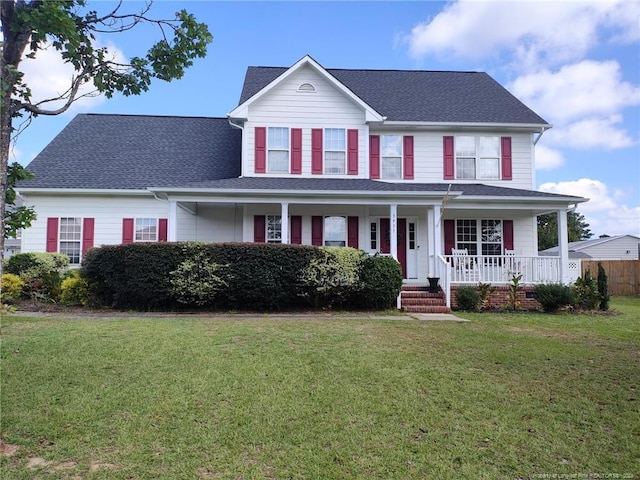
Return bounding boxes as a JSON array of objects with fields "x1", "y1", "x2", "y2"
[{"x1": 82, "y1": 242, "x2": 402, "y2": 311}]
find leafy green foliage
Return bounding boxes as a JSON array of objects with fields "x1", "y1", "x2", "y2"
[
  {"x1": 4, "y1": 252, "x2": 69, "y2": 301},
  {"x1": 574, "y1": 269, "x2": 600, "y2": 310},
  {"x1": 455, "y1": 286, "x2": 479, "y2": 311},
  {"x1": 355, "y1": 255, "x2": 403, "y2": 310},
  {"x1": 537, "y1": 211, "x2": 593, "y2": 250},
  {"x1": 82, "y1": 243, "x2": 402, "y2": 311},
  {"x1": 0, "y1": 273, "x2": 24, "y2": 303},
  {"x1": 4, "y1": 163, "x2": 36, "y2": 238},
  {"x1": 477, "y1": 282, "x2": 496, "y2": 311},
  {"x1": 506, "y1": 273, "x2": 523, "y2": 310},
  {"x1": 169, "y1": 253, "x2": 228, "y2": 307},
  {"x1": 534, "y1": 284, "x2": 575, "y2": 313},
  {"x1": 597, "y1": 262, "x2": 610, "y2": 311},
  {"x1": 60, "y1": 271, "x2": 89, "y2": 306}
]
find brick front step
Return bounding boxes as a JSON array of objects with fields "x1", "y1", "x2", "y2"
[
  {"x1": 401, "y1": 297, "x2": 448, "y2": 306},
  {"x1": 402, "y1": 305, "x2": 451, "y2": 314},
  {"x1": 401, "y1": 291, "x2": 444, "y2": 299}
]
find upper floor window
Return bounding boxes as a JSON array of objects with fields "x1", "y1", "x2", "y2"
[
  {"x1": 381, "y1": 135, "x2": 402, "y2": 179},
  {"x1": 455, "y1": 136, "x2": 500, "y2": 180},
  {"x1": 324, "y1": 128, "x2": 346, "y2": 174},
  {"x1": 268, "y1": 127, "x2": 289, "y2": 173},
  {"x1": 59, "y1": 217, "x2": 82, "y2": 264},
  {"x1": 267, "y1": 215, "x2": 282, "y2": 243},
  {"x1": 324, "y1": 215, "x2": 346, "y2": 246},
  {"x1": 135, "y1": 218, "x2": 158, "y2": 242}
]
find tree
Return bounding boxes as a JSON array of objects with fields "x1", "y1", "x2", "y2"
[
  {"x1": 537, "y1": 210, "x2": 593, "y2": 251},
  {"x1": 0, "y1": 0, "x2": 212, "y2": 276},
  {"x1": 5, "y1": 162, "x2": 36, "y2": 238}
]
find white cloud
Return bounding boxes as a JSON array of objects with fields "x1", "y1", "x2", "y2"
[
  {"x1": 19, "y1": 40, "x2": 128, "y2": 114},
  {"x1": 406, "y1": 0, "x2": 639, "y2": 69},
  {"x1": 508, "y1": 60, "x2": 640, "y2": 124},
  {"x1": 539, "y1": 178, "x2": 640, "y2": 236},
  {"x1": 547, "y1": 115, "x2": 636, "y2": 150},
  {"x1": 535, "y1": 144, "x2": 565, "y2": 170}
]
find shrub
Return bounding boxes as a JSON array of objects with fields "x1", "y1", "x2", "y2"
[
  {"x1": 301, "y1": 247, "x2": 365, "y2": 308},
  {"x1": 455, "y1": 286, "x2": 479, "y2": 311},
  {"x1": 534, "y1": 283, "x2": 575, "y2": 313},
  {"x1": 169, "y1": 253, "x2": 228, "y2": 307},
  {"x1": 477, "y1": 282, "x2": 496, "y2": 311},
  {"x1": 5, "y1": 252, "x2": 69, "y2": 301},
  {"x1": 506, "y1": 273, "x2": 523, "y2": 310},
  {"x1": 574, "y1": 269, "x2": 599, "y2": 310},
  {"x1": 597, "y1": 262, "x2": 609, "y2": 311},
  {"x1": 1, "y1": 273, "x2": 25, "y2": 303},
  {"x1": 60, "y1": 271, "x2": 89, "y2": 306},
  {"x1": 353, "y1": 254, "x2": 403, "y2": 310}
]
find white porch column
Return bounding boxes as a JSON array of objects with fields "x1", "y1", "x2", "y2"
[
  {"x1": 281, "y1": 202, "x2": 289, "y2": 244},
  {"x1": 427, "y1": 207, "x2": 435, "y2": 276},
  {"x1": 168, "y1": 200, "x2": 178, "y2": 242},
  {"x1": 557, "y1": 209, "x2": 570, "y2": 284},
  {"x1": 433, "y1": 205, "x2": 442, "y2": 276},
  {"x1": 389, "y1": 204, "x2": 398, "y2": 261}
]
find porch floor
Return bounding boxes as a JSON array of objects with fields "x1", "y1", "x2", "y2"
[{"x1": 400, "y1": 285, "x2": 450, "y2": 314}]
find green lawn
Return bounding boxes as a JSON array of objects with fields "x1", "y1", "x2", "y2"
[{"x1": 1, "y1": 298, "x2": 639, "y2": 479}]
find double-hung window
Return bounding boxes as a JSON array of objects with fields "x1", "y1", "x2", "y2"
[
  {"x1": 324, "y1": 216, "x2": 346, "y2": 246},
  {"x1": 324, "y1": 128, "x2": 346, "y2": 174},
  {"x1": 59, "y1": 217, "x2": 82, "y2": 264},
  {"x1": 266, "y1": 215, "x2": 282, "y2": 243},
  {"x1": 381, "y1": 135, "x2": 402, "y2": 179},
  {"x1": 455, "y1": 219, "x2": 503, "y2": 256},
  {"x1": 135, "y1": 218, "x2": 157, "y2": 242},
  {"x1": 268, "y1": 127, "x2": 289, "y2": 173},
  {"x1": 456, "y1": 136, "x2": 500, "y2": 179}
]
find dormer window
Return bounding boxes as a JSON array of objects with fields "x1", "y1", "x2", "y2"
[{"x1": 297, "y1": 82, "x2": 316, "y2": 93}]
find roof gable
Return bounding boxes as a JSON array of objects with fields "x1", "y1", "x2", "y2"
[
  {"x1": 229, "y1": 55, "x2": 384, "y2": 122},
  {"x1": 237, "y1": 59, "x2": 549, "y2": 126}
]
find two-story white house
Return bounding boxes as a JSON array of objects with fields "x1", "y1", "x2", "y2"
[{"x1": 17, "y1": 55, "x2": 587, "y2": 310}]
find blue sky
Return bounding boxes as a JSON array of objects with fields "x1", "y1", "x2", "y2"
[{"x1": 12, "y1": 0, "x2": 640, "y2": 237}]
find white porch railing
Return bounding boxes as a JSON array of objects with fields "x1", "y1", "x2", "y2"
[
  {"x1": 436, "y1": 254, "x2": 451, "y2": 309},
  {"x1": 442, "y1": 255, "x2": 574, "y2": 285}
]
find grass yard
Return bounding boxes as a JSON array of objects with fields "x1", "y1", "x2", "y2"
[{"x1": 1, "y1": 298, "x2": 639, "y2": 479}]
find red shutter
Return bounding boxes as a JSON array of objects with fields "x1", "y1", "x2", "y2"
[
  {"x1": 122, "y1": 218, "x2": 134, "y2": 244},
  {"x1": 347, "y1": 129, "x2": 358, "y2": 175},
  {"x1": 255, "y1": 126, "x2": 266, "y2": 174},
  {"x1": 444, "y1": 219, "x2": 456, "y2": 255},
  {"x1": 291, "y1": 128, "x2": 302, "y2": 174},
  {"x1": 82, "y1": 218, "x2": 94, "y2": 255},
  {"x1": 503, "y1": 220, "x2": 514, "y2": 251},
  {"x1": 311, "y1": 129, "x2": 323, "y2": 174},
  {"x1": 369, "y1": 135, "x2": 380, "y2": 179},
  {"x1": 46, "y1": 217, "x2": 59, "y2": 252},
  {"x1": 403, "y1": 135, "x2": 414, "y2": 180},
  {"x1": 501, "y1": 136, "x2": 512, "y2": 180},
  {"x1": 347, "y1": 216, "x2": 359, "y2": 249},
  {"x1": 254, "y1": 215, "x2": 266, "y2": 243},
  {"x1": 443, "y1": 136, "x2": 455, "y2": 180},
  {"x1": 158, "y1": 218, "x2": 168, "y2": 242},
  {"x1": 311, "y1": 216, "x2": 323, "y2": 246},
  {"x1": 291, "y1": 216, "x2": 302, "y2": 244}
]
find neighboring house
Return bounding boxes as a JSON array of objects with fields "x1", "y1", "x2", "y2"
[
  {"x1": 540, "y1": 235, "x2": 640, "y2": 260},
  {"x1": 17, "y1": 55, "x2": 587, "y2": 309}
]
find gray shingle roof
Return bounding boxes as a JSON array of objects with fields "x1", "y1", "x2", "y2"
[
  {"x1": 21, "y1": 114, "x2": 241, "y2": 190},
  {"x1": 239, "y1": 66, "x2": 548, "y2": 124}
]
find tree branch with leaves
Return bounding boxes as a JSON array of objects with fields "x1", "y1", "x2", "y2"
[{"x1": 0, "y1": 0, "x2": 212, "y2": 276}]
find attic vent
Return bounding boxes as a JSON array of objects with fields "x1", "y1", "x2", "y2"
[{"x1": 297, "y1": 82, "x2": 316, "y2": 93}]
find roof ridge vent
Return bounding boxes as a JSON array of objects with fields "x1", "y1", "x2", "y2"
[{"x1": 297, "y1": 82, "x2": 316, "y2": 93}]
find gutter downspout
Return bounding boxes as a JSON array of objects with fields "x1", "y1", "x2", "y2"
[
  {"x1": 228, "y1": 117, "x2": 245, "y2": 178},
  {"x1": 533, "y1": 126, "x2": 549, "y2": 146}
]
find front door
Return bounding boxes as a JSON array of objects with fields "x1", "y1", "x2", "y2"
[{"x1": 380, "y1": 218, "x2": 408, "y2": 278}]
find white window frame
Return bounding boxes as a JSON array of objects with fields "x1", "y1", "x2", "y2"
[
  {"x1": 267, "y1": 127, "x2": 289, "y2": 174},
  {"x1": 135, "y1": 218, "x2": 158, "y2": 242},
  {"x1": 381, "y1": 134, "x2": 403, "y2": 179},
  {"x1": 455, "y1": 136, "x2": 500, "y2": 180},
  {"x1": 59, "y1": 217, "x2": 82, "y2": 265},
  {"x1": 455, "y1": 219, "x2": 503, "y2": 256},
  {"x1": 324, "y1": 128, "x2": 346, "y2": 175},
  {"x1": 324, "y1": 215, "x2": 347, "y2": 247},
  {"x1": 266, "y1": 215, "x2": 282, "y2": 244}
]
